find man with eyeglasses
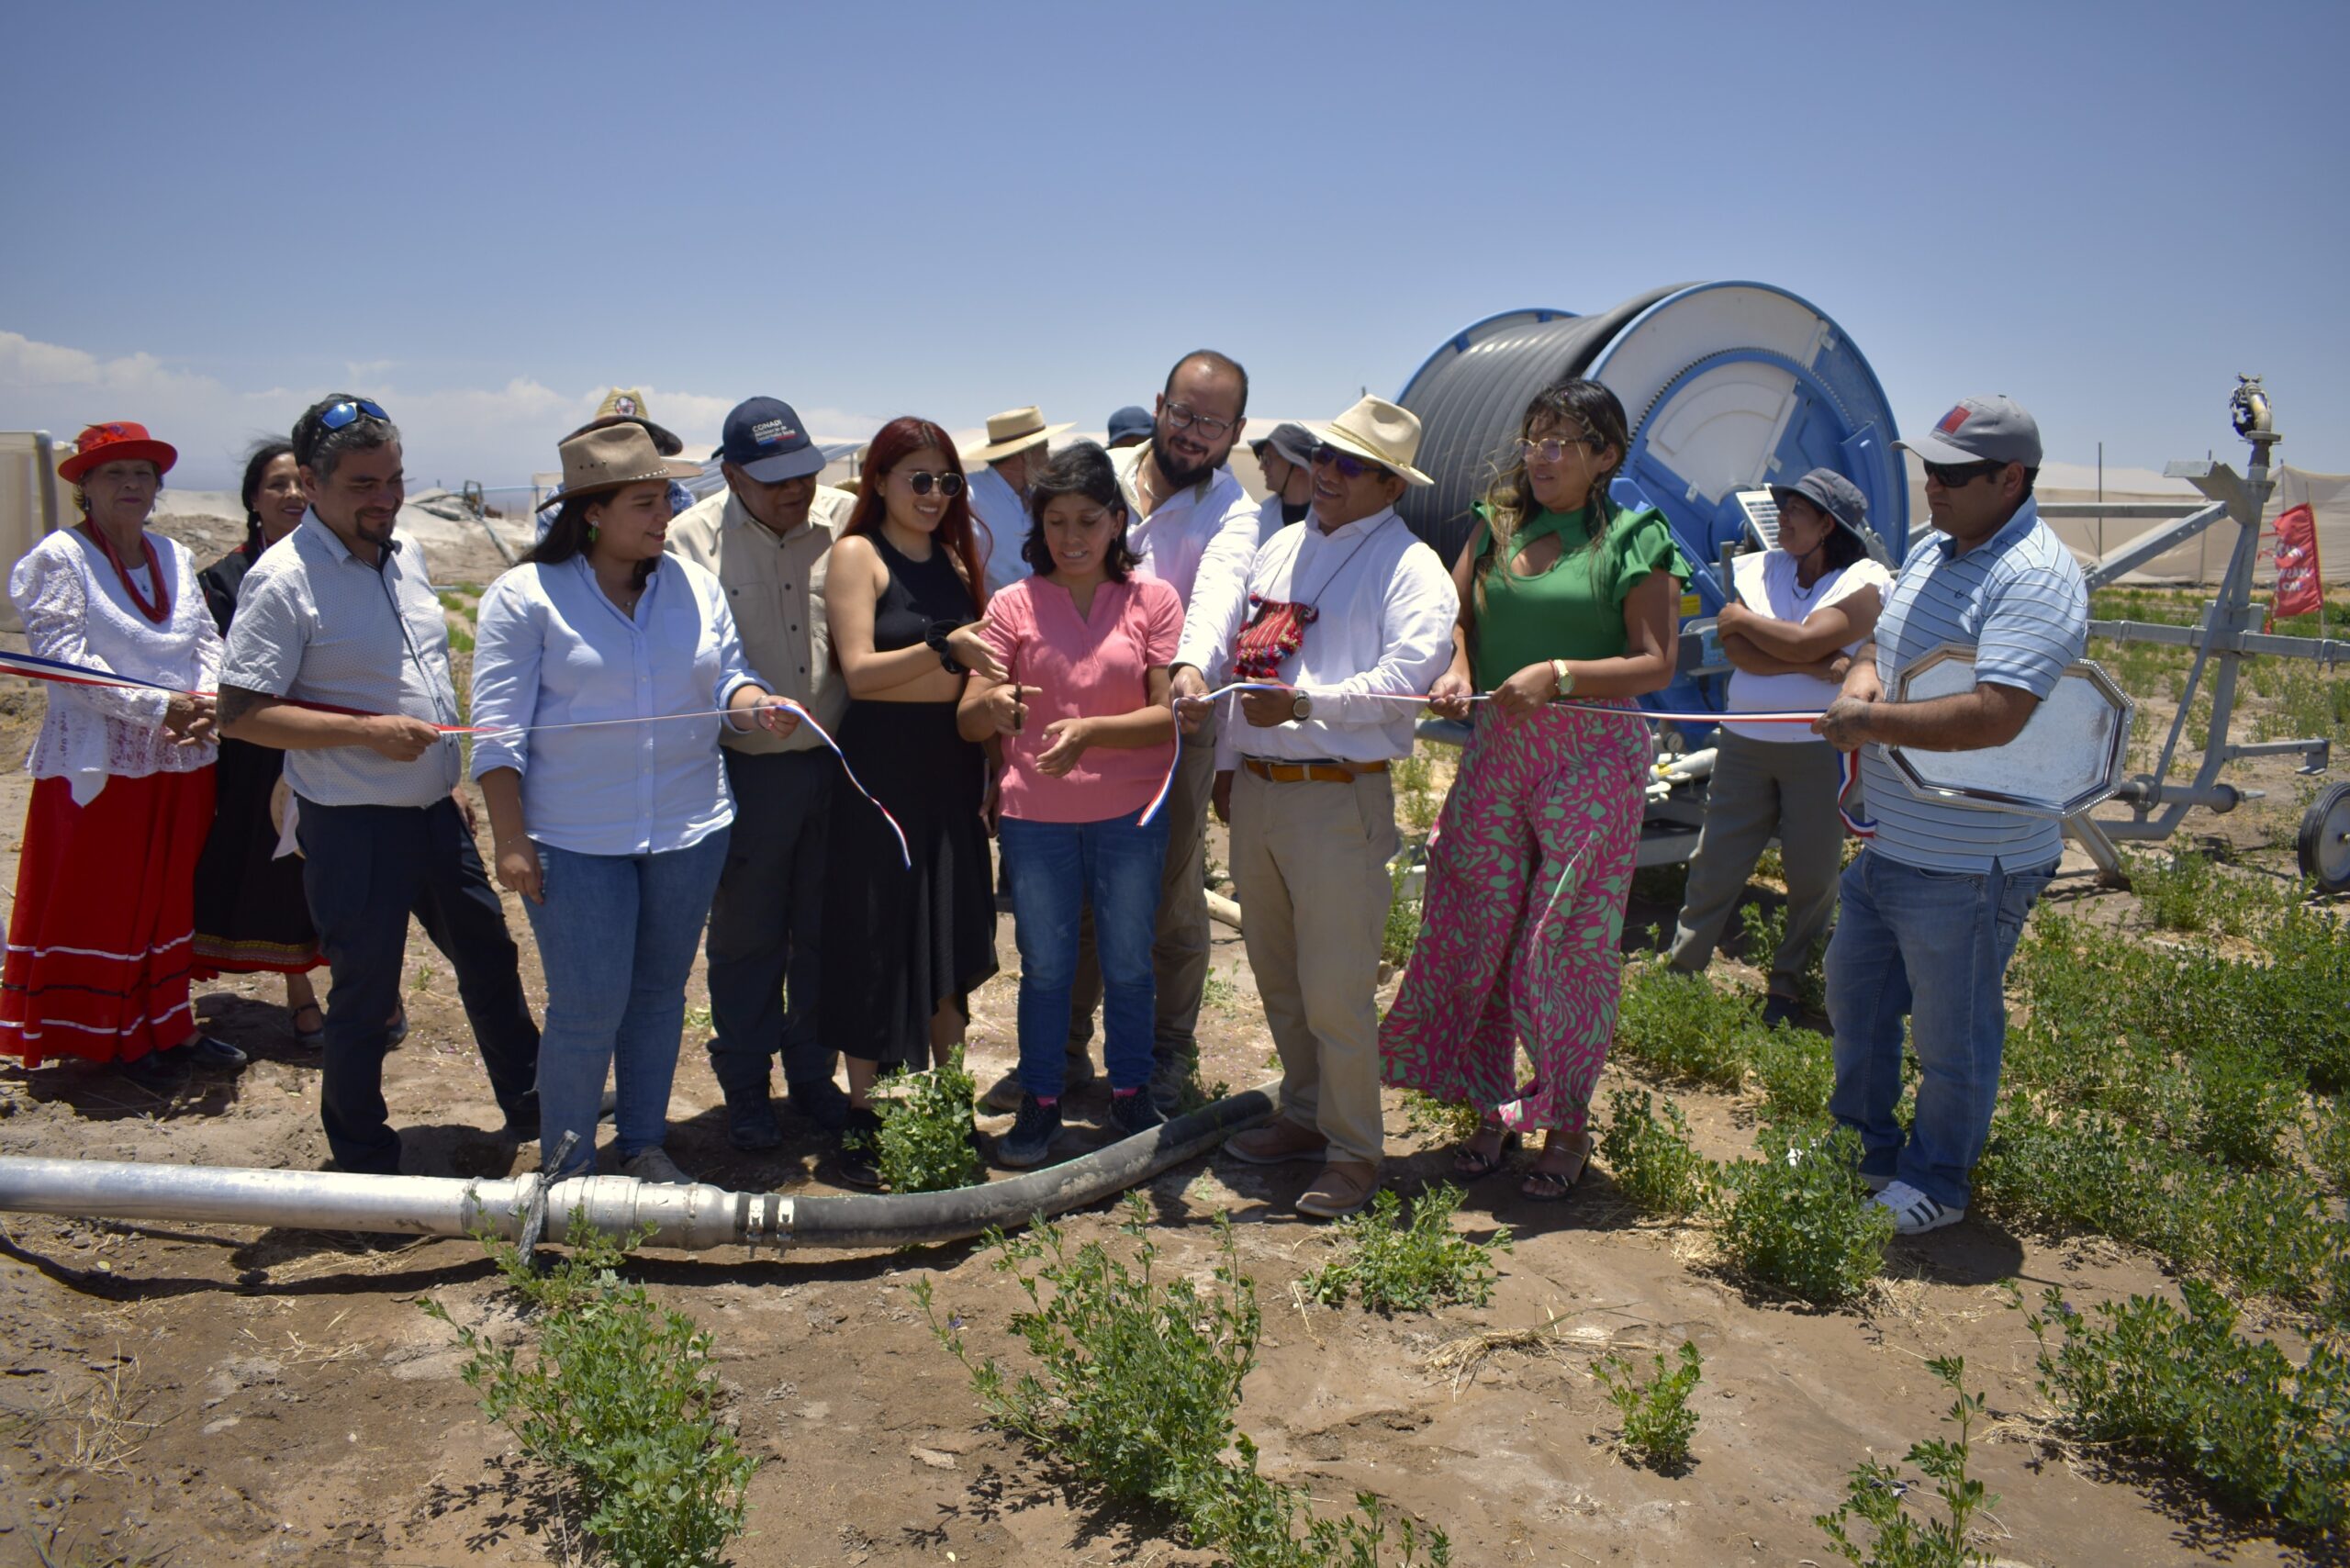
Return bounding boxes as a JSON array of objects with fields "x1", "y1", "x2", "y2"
[
  {"x1": 666, "y1": 396, "x2": 860, "y2": 1148},
  {"x1": 976, "y1": 351, "x2": 1265, "y2": 1117},
  {"x1": 218, "y1": 395, "x2": 543, "y2": 1176},
  {"x1": 1169, "y1": 397, "x2": 1458, "y2": 1219},
  {"x1": 1811, "y1": 394, "x2": 2087, "y2": 1237}
]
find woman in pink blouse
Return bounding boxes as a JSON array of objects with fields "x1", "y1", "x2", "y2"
[{"x1": 958, "y1": 442, "x2": 1181, "y2": 1167}]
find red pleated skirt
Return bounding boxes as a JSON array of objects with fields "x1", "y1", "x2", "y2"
[{"x1": 1, "y1": 768, "x2": 217, "y2": 1067}]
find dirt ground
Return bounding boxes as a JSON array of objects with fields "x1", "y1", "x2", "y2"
[{"x1": 0, "y1": 522, "x2": 2339, "y2": 1566}]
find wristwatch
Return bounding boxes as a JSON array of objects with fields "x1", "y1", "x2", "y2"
[
  {"x1": 1551, "y1": 658, "x2": 1576, "y2": 697},
  {"x1": 1291, "y1": 690, "x2": 1314, "y2": 722},
  {"x1": 925, "y1": 620, "x2": 966, "y2": 674}
]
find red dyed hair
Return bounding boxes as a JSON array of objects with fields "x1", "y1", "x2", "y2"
[{"x1": 843, "y1": 416, "x2": 989, "y2": 610}]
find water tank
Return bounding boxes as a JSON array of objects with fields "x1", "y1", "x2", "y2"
[{"x1": 1396, "y1": 283, "x2": 1908, "y2": 726}]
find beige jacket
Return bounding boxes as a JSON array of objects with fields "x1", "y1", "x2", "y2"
[{"x1": 665, "y1": 483, "x2": 856, "y2": 753}]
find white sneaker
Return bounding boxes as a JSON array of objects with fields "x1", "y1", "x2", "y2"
[
  {"x1": 621, "y1": 1147, "x2": 691, "y2": 1185},
  {"x1": 1874, "y1": 1180, "x2": 1964, "y2": 1236}
]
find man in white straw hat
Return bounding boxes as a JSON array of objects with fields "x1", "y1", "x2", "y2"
[
  {"x1": 1169, "y1": 396, "x2": 1458, "y2": 1218},
  {"x1": 964, "y1": 407, "x2": 1073, "y2": 594}
]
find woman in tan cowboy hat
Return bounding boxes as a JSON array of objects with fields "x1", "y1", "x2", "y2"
[
  {"x1": 472, "y1": 423, "x2": 792, "y2": 1183},
  {"x1": 1382, "y1": 379, "x2": 1688, "y2": 1200},
  {"x1": 2, "y1": 422, "x2": 247, "y2": 1086}
]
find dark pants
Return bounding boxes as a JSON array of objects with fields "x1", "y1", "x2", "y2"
[
  {"x1": 297, "y1": 796, "x2": 541, "y2": 1174},
  {"x1": 704, "y1": 747, "x2": 839, "y2": 1096}
]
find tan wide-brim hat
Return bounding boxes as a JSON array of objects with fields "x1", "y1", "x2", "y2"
[
  {"x1": 541, "y1": 423, "x2": 700, "y2": 510},
  {"x1": 964, "y1": 405, "x2": 1075, "y2": 465},
  {"x1": 1314, "y1": 396, "x2": 1433, "y2": 487}
]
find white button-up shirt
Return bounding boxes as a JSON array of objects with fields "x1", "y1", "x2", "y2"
[
  {"x1": 468, "y1": 554, "x2": 762, "y2": 857},
  {"x1": 1177, "y1": 507, "x2": 1457, "y2": 764},
  {"x1": 968, "y1": 464, "x2": 1033, "y2": 594},
  {"x1": 1115, "y1": 445, "x2": 1262, "y2": 647}
]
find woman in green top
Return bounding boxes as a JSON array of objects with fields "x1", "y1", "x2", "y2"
[{"x1": 1382, "y1": 379, "x2": 1687, "y2": 1198}]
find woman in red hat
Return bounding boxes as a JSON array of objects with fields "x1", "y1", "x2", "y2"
[{"x1": 2, "y1": 422, "x2": 247, "y2": 1087}]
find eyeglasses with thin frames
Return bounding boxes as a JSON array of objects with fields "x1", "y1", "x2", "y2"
[
  {"x1": 901, "y1": 469, "x2": 965, "y2": 498},
  {"x1": 1161, "y1": 401, "x2": 1236, "y2": 442},
  {"x1": 1518, "y1": 436, "x2": 1597, "y2": 465}
]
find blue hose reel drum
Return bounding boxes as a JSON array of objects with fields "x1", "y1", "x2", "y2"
[{"x1": 1395, "y1": 283, "x2": 1908, "y2": 733}]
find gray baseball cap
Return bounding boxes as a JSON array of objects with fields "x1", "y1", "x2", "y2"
[
  {"x1": 1768, "y1": 467, "x2": 1869, "y2": 540},
  {"x1": 1894, "y1": 394, "x2": 2042, "y2": 468},
  {"x1": 1250, "y1": 420, "x2": 1319, "y2": 468}
]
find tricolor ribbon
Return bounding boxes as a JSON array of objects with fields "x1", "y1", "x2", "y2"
[{"x1": 0, "y1": 650, "x2": 913, "y2": 868}]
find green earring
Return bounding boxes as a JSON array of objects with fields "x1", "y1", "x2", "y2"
[{"x1": 588, "y1": 524, "x2": 599, "y2": 543}]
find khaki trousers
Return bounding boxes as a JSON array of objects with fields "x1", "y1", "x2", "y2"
[
  {"x1": 1228, "y1": 764, "x2": 1397, "y2": 1166},
  {"x1": 1667, "y1": 732, "x2": 1845, "y2": 994},
  {"x1": 1068, "y1": 713, "x2": 1216, "y2": 1065}
]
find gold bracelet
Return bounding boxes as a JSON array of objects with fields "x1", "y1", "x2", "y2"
[{"x1": 1551, "y1": 658, "x2": 1575, "y2": 697}]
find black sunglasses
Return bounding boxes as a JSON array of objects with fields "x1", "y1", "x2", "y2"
[
  {"x1": 319, "y1": 398, "x2": 390, "y2": 431},
  {"x1": 902, "y1": 469, "x2": 965, "y2": 498},
  {"x1": 1311, "y1": 443, "x2": 1390, "y2": 482},
  {"x1": 1922, "y1": 458, "x2": 2007, "y2": 488}
]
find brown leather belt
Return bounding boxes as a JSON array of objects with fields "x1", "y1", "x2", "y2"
[{"x1": 1241, "y1": 756, "x2": 1390, "y2": 785}]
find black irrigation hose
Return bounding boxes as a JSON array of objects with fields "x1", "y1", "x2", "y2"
[{"x1": 783, "y1": 1079, "x2": 1280, "y2": 1249}]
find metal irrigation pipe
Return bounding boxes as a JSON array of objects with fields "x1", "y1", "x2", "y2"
[{"x1": 0, "y1": 1081, "x2": 1280, "y2": 1257}]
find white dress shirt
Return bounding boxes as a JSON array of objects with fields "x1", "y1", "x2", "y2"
[
  {"x1": 469, "y1": 554, "x2": 762, "y2": 857},
  {"x1": 1177, "y1": 507, "x2": 1458, "y2": 764},
  {"x1": 968, "y1": 464, "x2": 1032, "y2": 594},
  {"x1": 1114, "y1": 445, "x2": 1263, "y2": 645}
]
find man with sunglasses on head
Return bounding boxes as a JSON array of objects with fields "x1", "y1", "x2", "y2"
[
  {"x1": 977, "y1": 351, "x2": 1264, "y2": 1118},
  {"x1": 666, "y1": 396, "x2": 861, "y2": 1149},
  {"x1": 1169, "y1": 397, "x2": 1458, "y2": 1219},
  {"x1": 1811, "y1": 394, "x2": 2087, "y2": 1238},
  {"x1": 218, "y1": 395, "x2": 543, "y2": 1177}
]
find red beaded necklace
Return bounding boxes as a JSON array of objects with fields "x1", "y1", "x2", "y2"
[{"x1": 81, "y1": 522, "x2": 171, "y2": 624}]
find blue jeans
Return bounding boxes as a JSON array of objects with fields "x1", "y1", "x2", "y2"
[
  {"x1": 523, "y1": 830, "x2": 730, "y2": 1177},
  {"x1": 1825, "y1": 848, "x2": 2054, "y2": 1210},
  {"x1": 999, "y1": 809, "x2": 1169, "y2": 1098}
]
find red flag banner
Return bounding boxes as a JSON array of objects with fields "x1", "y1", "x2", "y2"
[{"x1": 2272, "y1": 503, "x2": 2323, "y2": 619}]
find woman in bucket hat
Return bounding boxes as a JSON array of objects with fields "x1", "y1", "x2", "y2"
[
  {"x1": 1666, "y1": 468, "x2": 1890, "y2": 1023},
  {"x1": 2, "y1": 422, "x2": 248, "y2": 1085},
  {"x1": 471, "y1": 423, "x2": 792, "y2": 1184},
  {"x1": 1381, "y1": 380, "x2": 1688, "y2": 1200}
]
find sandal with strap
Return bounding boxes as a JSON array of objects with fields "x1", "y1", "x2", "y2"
[
  {"x1": 290, "y1": 1003, "x2": 326, "y2": 1047},
  {"x1": 1450, "y1": 1125, "x2": 1521, "y2": 1180},
  {"x1": 1520, "y1": 1133, "x2": 1595, "y2": 1202}
]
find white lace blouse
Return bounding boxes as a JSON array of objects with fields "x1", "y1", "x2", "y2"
[{"x1": 8, "y1": 528, "x2": 223, "y2": 801}]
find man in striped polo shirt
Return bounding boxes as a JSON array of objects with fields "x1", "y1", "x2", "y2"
[{"x1": 1812, "y1": 395, "x2": 2087, "y2": 1236}]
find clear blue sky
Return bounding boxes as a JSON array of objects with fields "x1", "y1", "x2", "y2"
[{"x1": 4, "y1": 1, "x2": 2344, "y2": 490}]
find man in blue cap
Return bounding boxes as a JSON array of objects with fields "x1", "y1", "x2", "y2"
[
  {"x1": 666, "y1": 397, "x2": 859, "y2": 1147},
  {"x1": 1105, "y1": 405, "x2": 1154, "y2": 450},
  {"x1": 1813, "y1": 394, "x2": 2087, "y2": 1236}
]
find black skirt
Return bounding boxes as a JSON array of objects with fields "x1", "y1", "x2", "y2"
[
  {"x1": 820, "y1": 700, "x2": 998, "y2": 1069},
  {"x1": 191, "y1": 738, "x2": 322, "y2": 976}
]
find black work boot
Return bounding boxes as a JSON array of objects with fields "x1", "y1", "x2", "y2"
[{"x1": 724, "y1": 1082, "x2": 783, "y2": 1152}]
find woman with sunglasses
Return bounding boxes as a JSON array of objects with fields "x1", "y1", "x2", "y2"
[
  {"x1": 1381, "y1": 379, "x2": 1688, "y2": 1200},
  {"x1": 190, "y1": 441, "x2": 329, "y2": 1041},
  {"x1": 957, "y1": 442, "x2": 1180, "y2": 1167},
  {"x1": 820, "y1": 416, "x2": 1003, "y2": 1186},
  {"x1": 2, "y1": 421, "x2": 246, "y2": 1086}
]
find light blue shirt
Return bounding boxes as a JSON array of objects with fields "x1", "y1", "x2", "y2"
[
  {"x1": 469, "y1": 554, "x2": 763, "y2": 856},
  {"x1": 1859, "y1": 498, "x2": 2088, "y2": 873},
  {"x1": 968, "y1": 464, "x2": 1032, "y2": 593}
]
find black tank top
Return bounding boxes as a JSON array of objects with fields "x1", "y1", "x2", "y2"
[{"x1": 870, "y1": 532, "x2": 977, "y2": 651}]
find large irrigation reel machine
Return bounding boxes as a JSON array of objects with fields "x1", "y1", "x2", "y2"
[{"x1": 1393, "y1": 285, "x2": 2350, "y2": 894}]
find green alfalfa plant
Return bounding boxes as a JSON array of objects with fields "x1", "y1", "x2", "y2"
[
  {"x1": 1594, "y1": 1341, "x2": 1704, "y2": 1473},
  {"x1": 1596, "y1": 1088, "x2": 1713, "y2": 1218},
  {"x1": 418, "y1": 1216, "x2": 755, "y2": 1568},
  {"x1": 1303, "y1": 1183, "x2": 1511, "y2": 1315},
  {"x1": 2025, "y1": 1281, "x2": 2350, "y2": 1541},
  {"x1": 1714, "y1": 1122, "x2": 1892, "y2": 1307},
  {"x1": 1814, "y1": 1355, "x2": 2001, "y2": 1568},
  {"x1": 916, "y1": 1196, "x2": 1449, "y2": 1565},
  {"x1": 1614, "y1": 959, "x2": 1762, "y2": 1091},
  {"x1": 1737, "y1": 900, "x2": 1828, "y2": 1014},
  {"x1": 867, "y1": 1046, "x2": 983, "y2": 1194},
  {"x1": 1382, "y1": 857, "x2": 1423, "y2": 969}
]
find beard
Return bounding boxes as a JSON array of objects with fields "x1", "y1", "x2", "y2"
[{"x1": 1149, "y1": 429, "x2": 1217, "y2": 492}]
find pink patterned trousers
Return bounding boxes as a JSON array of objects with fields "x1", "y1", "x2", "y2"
[{"x1": 1381, "y1": 702, "x2": 1649, "y2": 1137}]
